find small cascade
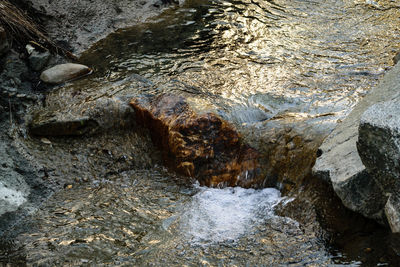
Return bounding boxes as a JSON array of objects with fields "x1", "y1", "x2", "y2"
[{"x1": 180, "y1": 186, "x2": 283, "y2": 244}]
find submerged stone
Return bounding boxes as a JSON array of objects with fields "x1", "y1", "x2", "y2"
[
  {"x1": 30, "y1": 112, "x2": 99, "y2": 136},
  {"x1": 130, "y1": 94, "x2": 262, "y2": 187},
  {"x1": 29, "y1": 97, "x2": 134, "y2": 136},
  {"x1": 40, "y1": 63, "x2": 91, "y2": 84}
]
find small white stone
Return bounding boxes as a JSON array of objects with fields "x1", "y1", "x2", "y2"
[
  {"x1": 26, "y1": 44, "x2": 35, "y2": 55},
  {"x1": 40, "y1": 137, "x2": 52, "y2": 145}
]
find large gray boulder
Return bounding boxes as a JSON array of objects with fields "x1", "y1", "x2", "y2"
[
  {"x1": 313, "y1": 62, "x2": 400, "y2": 225},
  {"x1": 358, "y1": 96, "x2": 400, "y2": 232}
]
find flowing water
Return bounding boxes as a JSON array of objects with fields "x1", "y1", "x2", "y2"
[
  {"x1": 81, "y1": 0, "x2": 399, "y2": 128},
  {"x1": 2, "y1": 0, "x2": 400, "y2": 265}
]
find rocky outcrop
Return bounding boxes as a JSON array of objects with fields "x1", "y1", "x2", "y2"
[
  {"x1": 313, "y1": 62, "x2": 400, "y2": 227},
  {"x1": 40, "y1": 63, "x2": 91, "y2": 84},
  {"x1": 130, "y1": 94, "x2": 262, "y2": 187},
  {"x1": 358, "y1": 97, "x2": 400, "y2": 232}
]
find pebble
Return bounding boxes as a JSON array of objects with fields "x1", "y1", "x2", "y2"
[
  {"x1": 40, "y1": 63, "x2": 92, "y2": 84},
  {"x1": 40, "y1": 138, "x2": 52, "y2": 145},
  {"x1": 286, "y1": 141, "x2": 296, "y2": 150},
  {"x1": 25, "y1": 44, "x2": 35, "y2": 55}
]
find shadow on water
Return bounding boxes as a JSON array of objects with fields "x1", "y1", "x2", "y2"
[{"x1": 2, "y1": 0, "x2": 400, "y2": 265}]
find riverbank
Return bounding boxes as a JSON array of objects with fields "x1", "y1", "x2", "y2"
[{"x1": 0, "y1": 0, "x2": 169, "y2": 236}]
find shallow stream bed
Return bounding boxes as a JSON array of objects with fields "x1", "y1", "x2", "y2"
[{"x1": 2, "y1": 0, "x2": 400, "y2": 265}]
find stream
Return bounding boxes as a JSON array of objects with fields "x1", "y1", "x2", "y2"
[{"x1": 2, "y1": 0, "x2": 400, "y2": 265}]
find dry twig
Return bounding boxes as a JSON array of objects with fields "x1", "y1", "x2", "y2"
[{"x1": 0, "y1": 0, "x2": 77, "y2": 59}]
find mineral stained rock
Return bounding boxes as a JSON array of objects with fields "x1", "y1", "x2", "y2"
[
  {"x1": 130, "y1": 94, "x2": 262, "y2": 187},
  {"x1": 40, "y1": 63, "x2": 91, "y2": 84}
]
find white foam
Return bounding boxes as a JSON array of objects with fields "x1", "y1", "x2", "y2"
[{"x1": 181, "y1": 186, "x2": 282, "y2": 245}]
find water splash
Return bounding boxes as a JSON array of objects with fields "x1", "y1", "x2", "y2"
[{"x1": 180, "y1": 186, "x2": 282, "y2": 245}]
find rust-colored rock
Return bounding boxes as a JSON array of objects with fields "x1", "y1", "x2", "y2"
[{"x1": 130, "y1": 94, "x2": 262, "y2": 187}]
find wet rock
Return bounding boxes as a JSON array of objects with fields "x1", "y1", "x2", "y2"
[
  {"x1": 40, "y1": 63, "x2": 91, "y2": 84},
  {"x1": 29, "y1": 50, "x2": 51, "y2": 71},
  {"x1": 0, "y1": 26, "x2": 9, "y2": 56},
  {"x1": 130, "y1": 93, "x2": 262, "y2": 187},
  {"x1": 313, "y1": 62, "x2": 400, "y2": 225},
  {"x1": 29, "y1": 97, "x2": 135, "y2": 136},
  {"x1": 29, "y1": 112, "x2": 99, "y2": 136},
  {"x1": 358, "y1": 97, "x2": 400, "y2": 232}
]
